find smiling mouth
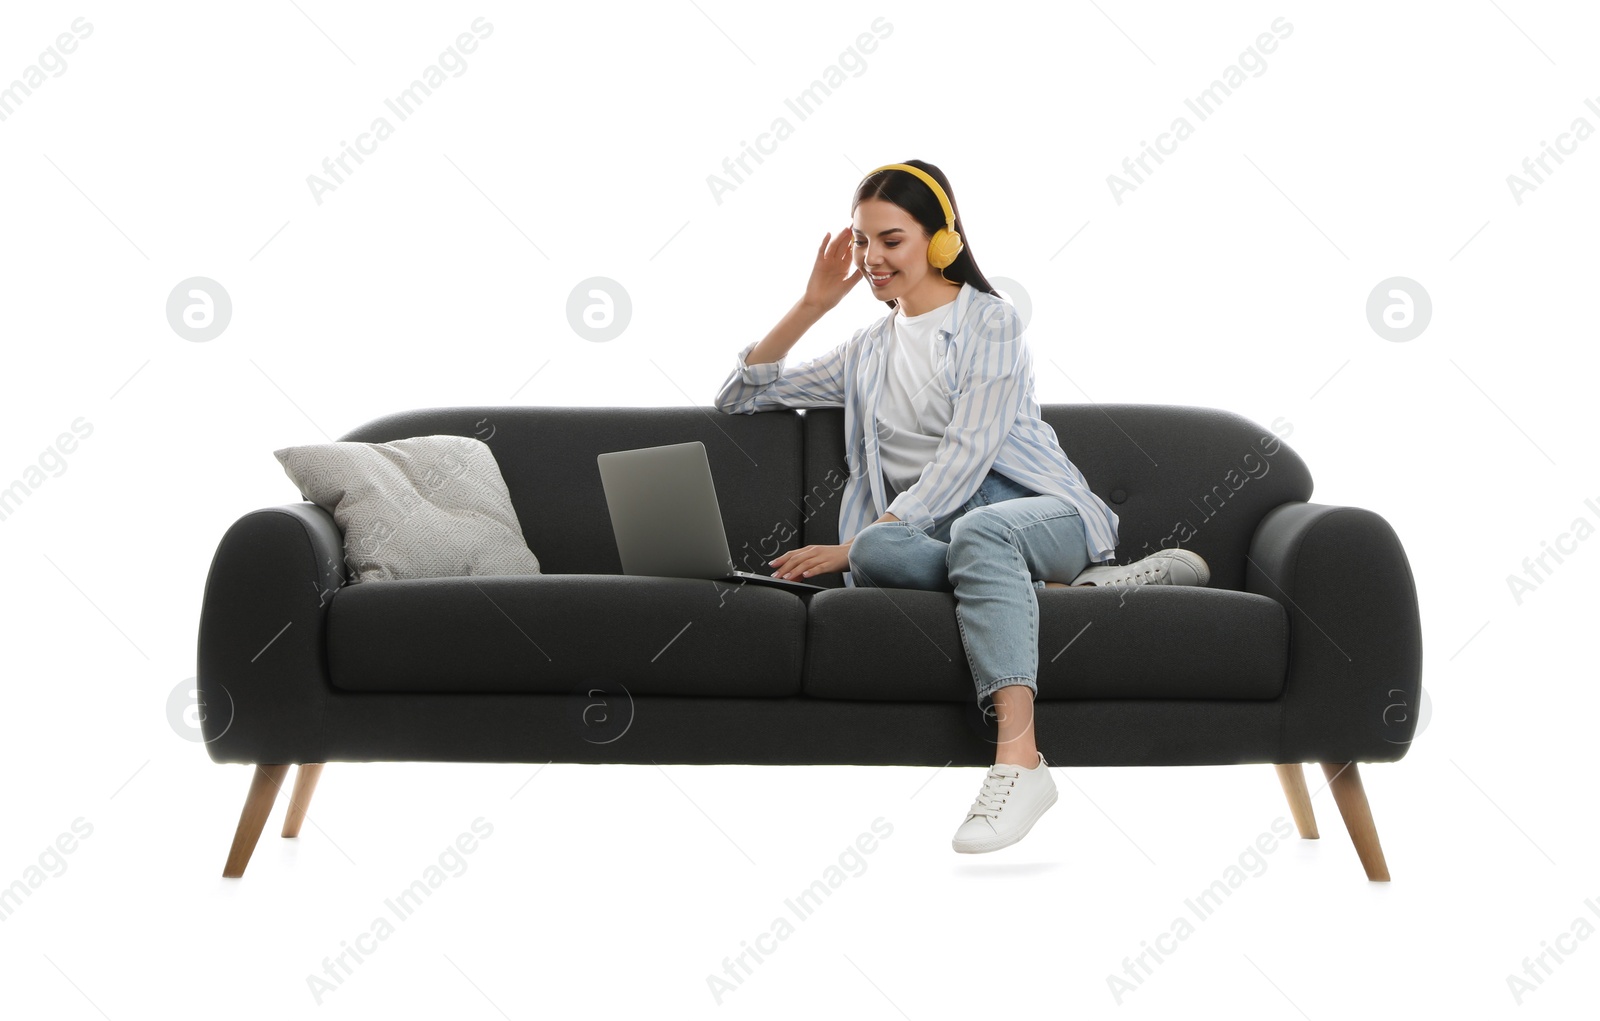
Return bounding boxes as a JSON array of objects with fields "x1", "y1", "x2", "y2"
[{"x1": 868, "y1": 271, "x2": 895, "y2": 286}]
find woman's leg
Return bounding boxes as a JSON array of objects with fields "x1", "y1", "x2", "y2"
[
  {"x1": 988, "y1": 684, "x2": 1040, "y2": 769},
  {"x1": 846, "y1": 519, "x2": 956, "y2": 591},
  {"x1": 849, "y1": 468, "x2": 1029, "y2": 592},
  {"x1": 945, "y1": 496, "x2": 1090, "y2": 764}
]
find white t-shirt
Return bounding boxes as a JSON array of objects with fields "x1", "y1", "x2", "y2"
[{"x1": 876, "y1": 298, "x2": 956, "y2": 500}]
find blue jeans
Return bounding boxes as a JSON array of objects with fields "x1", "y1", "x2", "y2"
[{"x1": 847, "y1": 468, "x2": 1091, "y2": 713}]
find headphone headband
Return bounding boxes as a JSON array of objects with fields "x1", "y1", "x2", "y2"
[{"x1": 865, "y1": 163, "x2": 956, "y2": 234}]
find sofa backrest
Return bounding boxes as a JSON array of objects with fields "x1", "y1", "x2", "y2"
[
  {"x1": 337, "y1": 403, "x2": 1311, "y2": 591},
  {"x1": 338, "y1": 406, "x2": 809, "y2": 577},
  {"x1": 799, "y1": 404, "x2": 1312, "y2": 593}
]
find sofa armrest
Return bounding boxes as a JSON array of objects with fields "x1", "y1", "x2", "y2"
[
  {"x1": 196, "y1": 503, "x2": 345, "y2": 764},
  {"x1": 1245, "y1": 501, "x2": 1423, "y2": 764}
]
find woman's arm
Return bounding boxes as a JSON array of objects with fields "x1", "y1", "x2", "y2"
[
  {"x1": 715, "y1": 226, "x2": 867, "y2": 414},
  {"x1": 713, "y1": 313, "x2": 861, "y2": 414},
  {"x1": 746, "y1": 297, "x2": 826, "y2": 367}
]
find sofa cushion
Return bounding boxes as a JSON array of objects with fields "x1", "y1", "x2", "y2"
[
  {"x1": 802, "y1": 586, "x2": 1287, "y2": 701},
  {"x1": 274, "y1": 434, "x2": 541, "y2": 583},
  {"x1": 326, "y1": 575, "x2": 807, "y2": 697}
]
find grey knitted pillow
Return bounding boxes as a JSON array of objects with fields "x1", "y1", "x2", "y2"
[{"x1": 273, "y1": 435, "x2": 541, "y2": 583}]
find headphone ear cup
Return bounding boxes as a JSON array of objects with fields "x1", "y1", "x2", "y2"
[{"x1": 927, "y1": 228, "x2": 964, "y2": 269}]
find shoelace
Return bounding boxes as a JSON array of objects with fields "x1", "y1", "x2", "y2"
[
  {"x1": 966, "y1": 765, "x2": 1021, "y2": 819},
  {"x1": 1111, "y1": 561, "x2": 1168, "y2": 586}
]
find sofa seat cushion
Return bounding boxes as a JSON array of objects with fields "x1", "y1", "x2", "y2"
[
  {"x1": 327, "y1": 575, "x2": 807, "y2": 696},
  {"x1": 802, "y1": 586, "x2": 1288, "y2": 701}
]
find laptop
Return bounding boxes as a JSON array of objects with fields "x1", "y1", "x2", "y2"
[{"x1": 596, "y1": 440, "x2": 827, "y2": 593}]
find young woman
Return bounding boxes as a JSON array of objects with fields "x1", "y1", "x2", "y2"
[{"x1": 714, "y1": 160, "x2": 1209, "y2": 854}]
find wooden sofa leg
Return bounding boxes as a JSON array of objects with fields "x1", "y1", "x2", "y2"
[
  {"x1": 1320, "y1": 761, "x2": 1391, "y2": 882},
  {"x1": 222, "y1": 764, "x2": 291, "y2": 878},
  {"x1": 1274, "y1": 763, "x2": 1319, "y2": 839},
  {"x1": 281, "y1": 763, "x2": 326, "y2": 838}
]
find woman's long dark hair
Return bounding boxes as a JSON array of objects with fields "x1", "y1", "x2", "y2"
[{"x1": 852, "y1": 159, "x2": 997, "y2": 310}]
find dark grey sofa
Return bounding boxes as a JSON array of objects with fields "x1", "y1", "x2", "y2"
[{"x1": 197, "y1": 403, "x2": 1423, "y2": 880}]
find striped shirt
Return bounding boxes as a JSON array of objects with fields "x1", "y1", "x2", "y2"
[{"x1": 714, "y1": 281, "x2": 1119, "y2": 587}]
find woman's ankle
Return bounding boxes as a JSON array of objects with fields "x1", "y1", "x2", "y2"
[{"x1": 996, "y1": 748, "x2": 1041, "y2": 768}]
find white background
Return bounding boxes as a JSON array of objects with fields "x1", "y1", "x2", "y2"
[{"x1": 1, "y1": 1, "x2": 1596, "y2": 1017}]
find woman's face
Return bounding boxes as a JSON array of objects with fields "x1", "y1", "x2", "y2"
[{"x1": 852, "y1": 198, "x2": 948, "y2": 306}]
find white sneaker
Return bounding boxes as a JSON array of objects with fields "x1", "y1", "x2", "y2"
[
  {"x1": 1070, "y1": 548, "x2": 1210, "y2": 587},
  {"x1": 952, "y1": 751, "x2": 1058, "y2": 854}
]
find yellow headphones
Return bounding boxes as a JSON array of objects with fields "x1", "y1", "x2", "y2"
[{"x1": 863, "y1": 163, "x2": 964, "y2": 270}]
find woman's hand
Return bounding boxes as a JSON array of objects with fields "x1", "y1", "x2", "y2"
[
  {"x1": 802, "y1": 224, "x2": 863, "y2": 312},
  {"x1": 769, "y1": 543, "x2": 852, "y2": 580}
]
